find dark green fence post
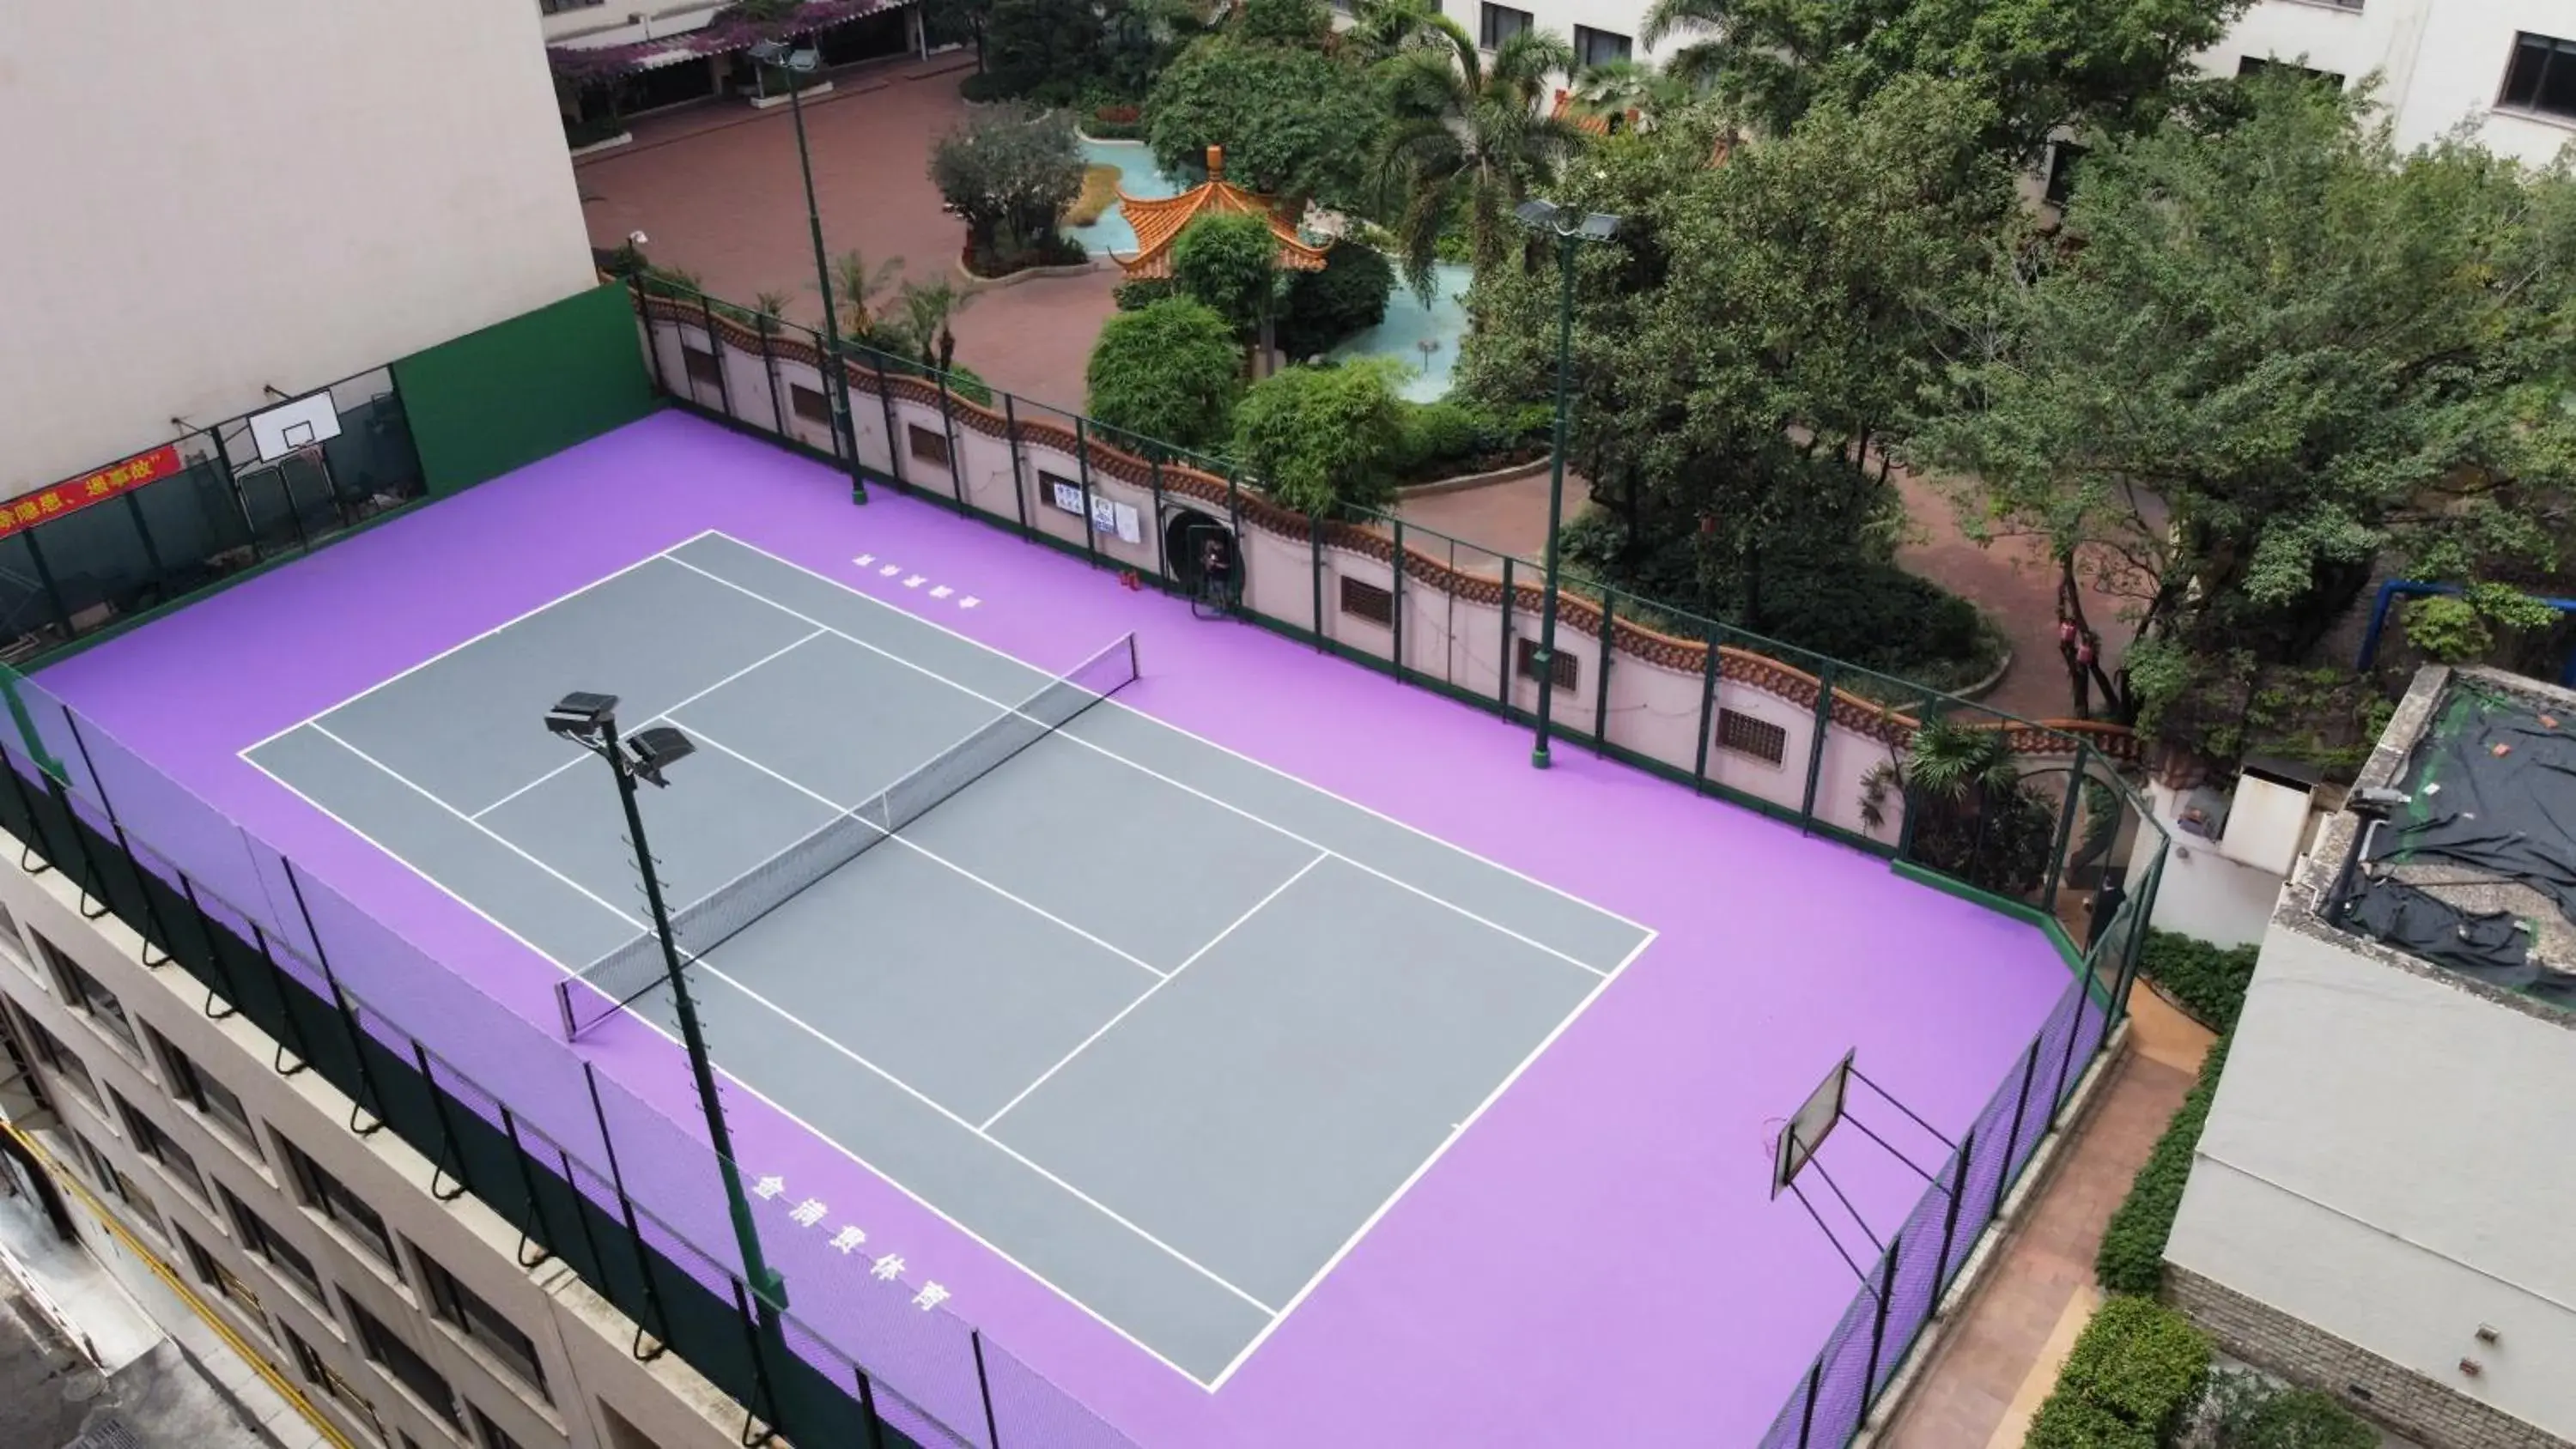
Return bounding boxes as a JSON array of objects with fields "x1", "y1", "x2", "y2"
[
  {"x1": 413, "y1": 1042, "x2": 470, "y2": 1202},
  {"x1": 1795, "y1": 1361, "x2": 1822, "y2": 1448},
  {"x1": 57, "y1": 712, "x2": 174, "y2": 953},
  {"x1": 1498, "y1": 557, "x2": 1517, "y2": 709},
  {"x1": 1072, "y1": 418, "x2": 1100, "y2": 567},
  {"x1": 971, "y1": 1330, "x2": 1003, "y2": 1449},
  {"x1": 699, "y1": 293, "x2": 735, "y2": 418},
  {"x1": 120, "y1": 491, "x2": 167, "y2": 592},
  {"x1": 174, "y1": 877, "x2": 241, "y2": 1022},
  {"x1": 1389, "y1": 518, "x2": 1406, "y2": 680},
  {"x1": 727, "y1": 1276, "x2": 781, "y2": 1446},
  {"x1": 245, "y1": 924, "x2": 312, "y2": 1078},
  {"x1": 1997, "y1": 1036, "x2": 2042, "y2": 1176},
  {"x1": 1929, "y1": 1128, "x2": 1977, "y2": 1294},
  {"x1": 933, "y1": 370, "x2": 967, "y2": 516},
  {"x1": 1000, "y1": 395, "x2": 1032, "y2": 538},
  {"x1": 1858, "y1": 1233, "x2": 1902, "y2": 1400},
  {"x1": 1149, "y1": 456, "x2": 1170, "y2": 586},
  {"x1": 282, "y1": 862, "x2": 383, "y2": 1135},
  {"x1": 1799, "y1": 662, "x2": 1836, "y2": 829},
  {"x1": 2052, "y1": 953, "x2": 2103, "y2": 1130},
  {"x1": 870, "y1": 353, "x2": 906, "y2": 491},
  {"x1": 580, "y1": 1063, "x2": 668, "y2": 1361},
  {"x1": 21, "y1": 534, "x2": 76, "y2": 646},
  {"x1": 556, "y1": 1143, "x2": 611, "y2": 1283},
  {"x1": 1309, "y1": 513, "x2": 1326, "y2": 646},
  {"x1": 499, "y1": 1106, "x2": 556, "y2": 1270},
  {"x1": 1693, "y1": 620, "x2": 1722, "y2": 790},
  {"x1": 631, "y1": 278, "x2": 669, "y2": 397},
  {"x1": 2043, "y1": 743, "x2": 2090, "y2": 914},
  {"x1": 757, "y1": 320, "x2": 787, "y2": 438},
  {"x1": 1593, "y1": 591, "x2": 1615, "y2": 755}
]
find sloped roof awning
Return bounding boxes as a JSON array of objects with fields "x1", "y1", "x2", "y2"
[{"x1": 1116, "y1": 147, "x2": 1332, "y2": 280}]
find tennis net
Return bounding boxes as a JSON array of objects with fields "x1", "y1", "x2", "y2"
[{"x1": 557, "y1": 633, "x2": 1140, "y2": 1039}]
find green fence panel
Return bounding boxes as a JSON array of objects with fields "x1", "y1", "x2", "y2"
[{"x1": 393, "y1": 284, "x2": 652, "y2": 498}]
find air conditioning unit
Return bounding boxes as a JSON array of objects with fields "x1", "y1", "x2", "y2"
[{"x1": 2219, "y1": 756, "x2": 2321, "y2": 876}]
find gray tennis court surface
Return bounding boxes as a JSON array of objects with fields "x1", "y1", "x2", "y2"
[{"x1": 243, "y1": 530, "x2": 1655, "y2": 1385}]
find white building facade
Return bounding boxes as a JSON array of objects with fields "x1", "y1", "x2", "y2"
[{"x1": 0, "y1": 0, "x2": 598, "y2": 499}]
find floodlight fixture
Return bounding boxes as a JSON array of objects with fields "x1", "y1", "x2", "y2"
[
  {"x1": 546, "y1": 691, "x2": 619, "y2": 740},
  {"x1": 626, "y1": 725, "x2": 696, "y2": 786}
]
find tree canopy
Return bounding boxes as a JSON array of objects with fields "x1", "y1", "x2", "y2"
[
  {"x1": 929, "y1": 102, "x2": 1084, "y2": 274},
  {"x1": 1232, "y1": 359, "x2": 1413, "y2": 513},
  {"x1": 1086, "y1": 297, "x2": 1245, "y2": 451},
  {"x1": 1170, "y1": 212, "x2": 1284, "y2": 337},
  {"x1": 1145, "y1": 4, "x2": 1386, "y2": 209}
]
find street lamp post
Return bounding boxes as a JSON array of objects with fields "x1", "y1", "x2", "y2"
[
  {"x1": 750, "y1": 39, "x2": 866, "y2": 505},
  {"x1": 1512, "y1": 198, "x2": 1622, "y2": 769},
  {"x1": 544, "y1": 694, "x2": 792, "y2": 1416}
]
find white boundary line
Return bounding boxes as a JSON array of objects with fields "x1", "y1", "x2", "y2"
[
  {"x1": 1201, "y1": 924, "x2": 1662, "y2": 1390},
  {"x1": 663, "y1": 550, "x2": 1616, "y2": 980},
  {"x1": 470, "y1": 627, "x2": 829, "y2": 821},
  {"x1": 238, "y1": 740, "x2": 1249, "y2": 1388},
  {"x1": 672, "y1": 718, "x2": 1168, "y2": 981},
  {"x1": 981, "y1": 852, "x2": 1327, "y2": 1132},
  {"x1": 690, "y1": 530, "x2": 1657, "y2": 937},
  {"x1": 238, "y1": 530, "x2": 724, "y2": 759},
  {"x1": 270, "y1": 724, "x2": 1274, "y2": 1321}
]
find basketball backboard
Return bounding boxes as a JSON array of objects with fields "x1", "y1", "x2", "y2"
[
  {"x1": 1771, "y1": 1050, "x2": 1854, "y2": 1198},
  {"x1": 247, "y1": 391, "x2": 343, "y2": 463}
]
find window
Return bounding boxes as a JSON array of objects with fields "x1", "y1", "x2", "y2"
[
  {"x1": 283, "y1": 1324, "x2": 385, "y2": 1442},
  {"x1": 115, "y1": 1093, "x2": 206, "y2": 1203},
  {"x1": 680, "y1": 344, "x2": 723, "y2": 388},
  {"x1": 1479, "y1": 3, "x2": 1532, "y2": 49},
  {"x1": 1573, "y1": 26, "x2": 1631, "y2": 68},
  {"x1": 16, "y1": 1007, "x2": 99, "y2": 1105},
  {"x1": 154, "y1": 1032, "x2": 258, "y2": 1147},
  {"x1": 2500, "y1": 33, "x2": 2576, "y2": 121},
  {"x1": 2236, "y1": 55, "x2": 2345, "y2": 89},
  {"x1": 2042, "y1": 141, "x2": 2087, "y2": 208},
  {"x1": 44, "y1": 940, "x2": 138, "y2": 1052},
  {"x1": 788, "y1": 382, "x2": 831, "y2": 426},
  {"x1": 471, "y1": 1403, "x2": 530, "y2": 1449},
  {"x1": 1340, "y1": 576, "x2": 1394, "y2": 626},
  {"x1": 283, "y1": 1141, "x2": 396, "y2": 1266},
  {"x1": 1514, "y1": 636, "x2": 1579, "y2": 692},
  {"x1": 422, "y1": 1256, "x2": 549, "y2": 1399},
  {"x1": 222, "y1": 1185, "x2": 324, "y2": 1303},
  {"x1": 181, "y1": 1228, "x2": 264, "y2": 1322},
  {"x1": 349, "y1": 1295, "x2": 461, "y2": 1428},
  {"x1": 908, "y1": 423, "x2": 952, "y2": 468},
  {"x1": 539, "y1": 0, "x2": 605, "y2": 14},
  {"x1": 1715, "y1": 708, "x2": 1789, "y2": 767}
]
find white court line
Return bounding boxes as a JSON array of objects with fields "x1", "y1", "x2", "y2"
[
  {"x1": 671, "y1": 718, "x2": 1168, "y2": 981},
  {"x1": 664, "y1": 549, "x2": 1616, "y2": 980},
  {"x1": 239, "y1": 530, "x2": 724, "y2": 760},
  {"x1": 981, "y1": 852, "x2": 1328, "y2": 1132},
  {"x1": 292, "y1": 719, "x2": 1277, "y2": 1323},
  {"x1": 690, "y1": 530, "x2": 1657, "y2": 937},
  {"x1": 235, "y1": 748, "x2": 1254, "y2": 1389},
  {"x1": 1201, "y1": 922, "x2": 1661, "y2": 1391},
  {"x1": 469, "y1": 627, "x2": 829, "y2": 820}
]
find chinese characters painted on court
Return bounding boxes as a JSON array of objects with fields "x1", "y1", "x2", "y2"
[{"x1": 758, "y1": 1172, "x2": 949, "y2": 1312}]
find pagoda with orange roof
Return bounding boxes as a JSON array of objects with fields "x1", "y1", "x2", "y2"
[{"x1": 1115, "y1": 146, "x2": 1332, "y2": 280}]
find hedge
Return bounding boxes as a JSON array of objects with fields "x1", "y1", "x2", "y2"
[
  {"x1": 2138, "y1": 930, "x2": 2258, "y2": 1030},
  {"x1": 2026, "y1": 1295, "x2": 2212, "y2": 1449},
  {"x1": 2095, "y1": 1033, "x2": 2233, "y2": 1294}
]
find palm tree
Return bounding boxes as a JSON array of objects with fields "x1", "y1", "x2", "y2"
[
  {"x1": 1564, "y1": 58, "x2": 1692, "y2": 135},
  {"x1": 1374, "y1": 19, "x2": 1581, "y2": 299},
  {"x1": 828, "y1": 249, "x2": 906, "y2": 347},
  {"x1": 1637, "y1": 0, "x2": 1730, "y2": 94},
  {"x1": 1860, "y1": 718, "x2": 2058, "y2": 897},
  {"x1": 750, "y1": 288, "x2": 794, "y2": 335},
  {"x1": 897, "y1": 279, "x2": 975, "y2": 374}
]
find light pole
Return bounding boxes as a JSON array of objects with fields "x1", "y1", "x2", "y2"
[
  {"x1": 543, "y1": 695, "x2": 792, "y2": 1397},
  {"x1": 1512, "y1": 197, "x2": 1621, "y2": 769},
  {"x1": 748, "y1": 39, "x2": 866, "y2": 505}
]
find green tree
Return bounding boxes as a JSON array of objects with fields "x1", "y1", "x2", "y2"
[
  {"x1": 1145, "y1": 17, "x2": 1387, "y2": 209},
  {"x1": 896, "y1": 279, "x2": 975, "y2": 373},
  {"x1": 1859, "y1": 718, "x2": 2057, "y2": 896},
  {"x1": 1374, "y1": 18, "x2": 1579, "y2": 296},
  {"x1": 1171, "y1": 211, "x2": 1285, "y2": 356},
  {"x1": 828, "y1": 250, "x2": 906, "y2": 347},
  {"x1": 1086, "y1": 298, "x2": 1245, "y2": 450},
  {"x1": 1278, "y1": 242, "x2": 1396, "y2": 356},
  {"x1": 1911, "y1": 76, "x2": 2576, "y2": 742},
  {"x1": 1232, "y1": 360, "x2": 1413, "y2": 513},
  {"x1": 1639, "y1": 0, "x2": 2244, "y2": 161},
  {"x1": 930, "y1": 103, "x2": 1085, "y2": 275}
]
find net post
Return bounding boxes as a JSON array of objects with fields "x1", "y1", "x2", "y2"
[
  {"x1": 1498, "y1": 557, "x2": 1516, "y2": 709},
  {"x1": 1929, "y1": 1126, "x2": 1976, "y2": 1295},
  {"x1": 701, "y1": 292, "x2": 736, "y2": 419},
  {"x1": 1072, "y1": 417, "x2": 1100, "y2": 567},
  {"x1": 1693, "y1": 620, "x2": 1720, "y2": 791},
  {"x1": 1594, "y1": 590, "x2": 1615, "y2": 755},
  {"x1": 1800, "y1": 662, "x2": 1835, "y2": 830}
]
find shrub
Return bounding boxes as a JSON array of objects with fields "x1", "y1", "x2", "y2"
[
  {"x1": 1086, "y1": 298, "x2": 1242, "y2": 452},
  {"x1": 1232, "y1": 359, "x2": 1411, "y2": 514},
  {"x1": 1063, "y1": 163, "x2": 1124, "y2": 227},
  {"x1": 2140, "y1": 931, "x2": 2259, "y2": 1030},
  {"x1": 2027, "y1": 1296, "x2": 2212, "y2": 1449},
  {"x1": 1277, "y1": 244, "x2": 1396, "y2": 358},
  {"x1": 2097, "y1": 1034, "x2": 2233, "y2": 1295},
  {"x1": 2193, "y1": 1369, "x2": 2379, "y2": 1449},
  {"x1": 931, "y1": 103, "x2": 1085, "y2": 276},
  {"x1": 1171, "y1": 211, "x2": 1281, "y2": 336},
  {"x1": 1113, "y1": 277, "x2": 1181, "y2": 312}
]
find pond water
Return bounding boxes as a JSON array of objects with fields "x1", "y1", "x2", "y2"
[{"x1": 1066, "y1": 139, "x2": 1469, "y2": 400}]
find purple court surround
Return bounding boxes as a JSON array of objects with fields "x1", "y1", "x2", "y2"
[{"x1": 39, "y1": 412, "x2": 2074, "y2": 1447}]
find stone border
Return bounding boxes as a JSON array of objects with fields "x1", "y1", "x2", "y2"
[
  {"x1": 747, "y1": 79, "x2": 834, "y2": 110},
  {"x1": 1851, "y1": 1021, "x2": 2135, "y2": 1449},
  {"x1": 950, "y1": 255, "x2": 1109, "y2": 293},
  {"x1": 1394, "y1": 457, "x2": 1551, "y2": 497},
  {"x1": 568, "y1": 131, "x2": 634, "y2": 159}
]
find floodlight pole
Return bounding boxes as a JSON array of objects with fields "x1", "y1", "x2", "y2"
[
  {"x1": 580, "y1": 715, "x2": 792, "y2": 1377},
  {"x1": 764, "y1": 41, "x2": 866, "y2": 505},
  {"x1": 1517, "y1": 200, "x2": 1618, "y2": 769}
]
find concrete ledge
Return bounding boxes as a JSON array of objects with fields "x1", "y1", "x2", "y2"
[
  {"x1": 1394, "y1": 457, "x2": 1550, "y2": 497},
  {"x1": 747, "y1": 79, "x2": 833, "y2": 110},
  {"x1": 567, "y1": 131, "x2": 633, "y2": 158},
  {"x1": 1852, "y1": 1021, "x2": 2134, "y2": 1449},
  {"x1": 951, "y1": 255, "x2": 1109, "y2": 292}
]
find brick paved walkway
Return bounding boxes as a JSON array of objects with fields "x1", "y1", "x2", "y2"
[
  {"x1": 1880, "y1": 985, "x2": 2213, "y2": 1449},
  {"x1": 575, "y1": 57, "x2": 1116, "y2": 409}
]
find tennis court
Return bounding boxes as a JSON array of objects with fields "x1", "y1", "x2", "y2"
[{"x1": 240, "y1": 529, "x2": 1654, "y2": 1385}]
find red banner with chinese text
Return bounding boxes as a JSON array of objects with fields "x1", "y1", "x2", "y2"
[{"x1": 0, "y1": 445, "x2": 185, "y2": 541}]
